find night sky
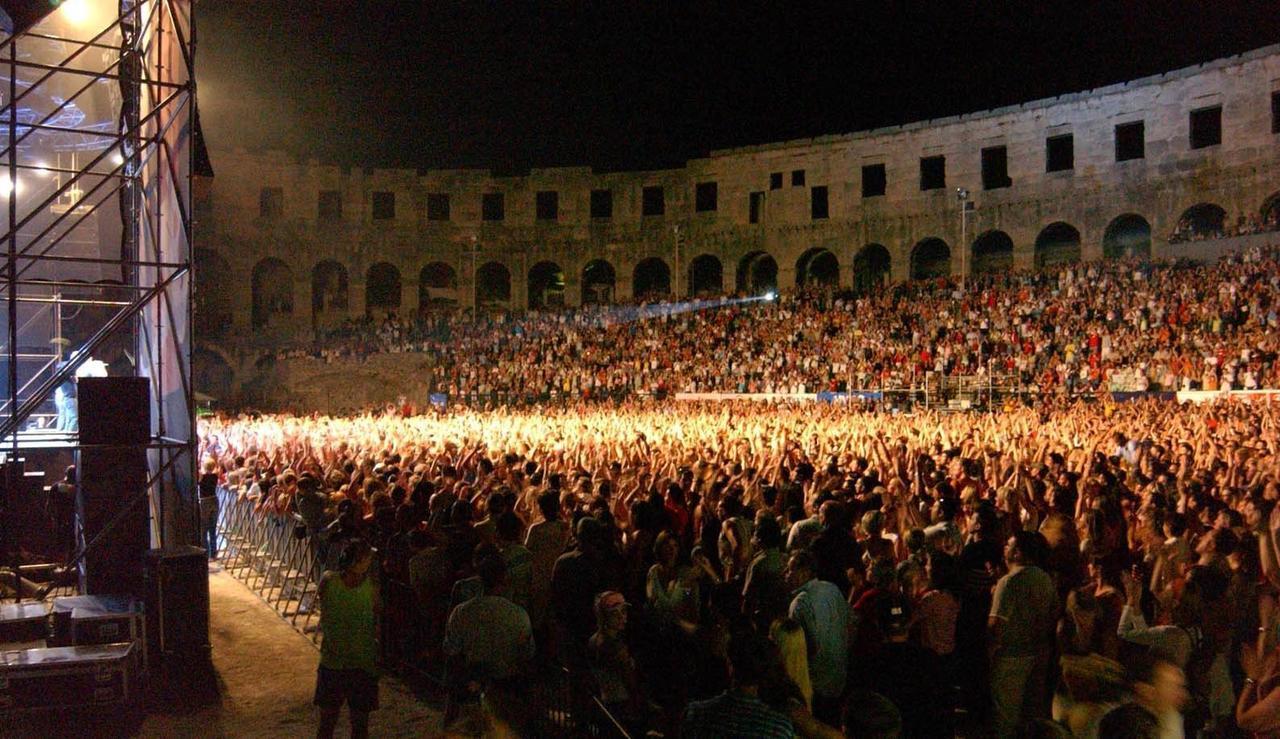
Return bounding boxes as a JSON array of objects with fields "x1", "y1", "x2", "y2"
[{"x1": 195, "y1": 1, "x2": 1280, "y2": 174}]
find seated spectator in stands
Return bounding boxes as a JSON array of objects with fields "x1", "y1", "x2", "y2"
[
  {"x1": 681, "y1": 631, "x2": 795, "y2": 739},
  {"x1": 442, "y1": 552, "x2": 534, "y2": 725}
]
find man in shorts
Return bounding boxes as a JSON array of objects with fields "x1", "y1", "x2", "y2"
[{"x1": 315, "y1": 540, "x2": 380, "y2": 739}]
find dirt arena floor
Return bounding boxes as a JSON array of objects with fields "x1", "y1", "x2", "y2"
[{"x1": 1, "y1": 564, "x2": 444, "y2": 738}]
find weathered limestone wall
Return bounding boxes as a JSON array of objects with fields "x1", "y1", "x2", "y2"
[{"x1": 194, "y1": 45, "x2": 1280, "y2": 398}]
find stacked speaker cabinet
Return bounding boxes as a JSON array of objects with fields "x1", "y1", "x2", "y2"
[{"x1": 76, "y1": 377, "x2": 151, "y2": 598}]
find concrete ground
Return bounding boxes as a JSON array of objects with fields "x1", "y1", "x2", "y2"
[{"x1": 1, "y1": 564, "x2": 444, "y2": 738}]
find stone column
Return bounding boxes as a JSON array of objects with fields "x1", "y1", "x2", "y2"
[
  {"x1": 350, "y1": 281, "x2": 367, "y2": 319},
  {"x1": 400, "y1": 280, "x2": 419, "y2": 316}
]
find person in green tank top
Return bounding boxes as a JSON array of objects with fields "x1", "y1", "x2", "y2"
[{"x1": 315, "y1": 540, "x2": 381, "y2": 739}]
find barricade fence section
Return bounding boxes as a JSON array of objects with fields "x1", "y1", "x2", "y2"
[
  {"x1": 216, "y1": 486, "x2": 321, "y2": 644},
  {"x1": 214, "y1": 485, "x2": 632, "y2": 738}
]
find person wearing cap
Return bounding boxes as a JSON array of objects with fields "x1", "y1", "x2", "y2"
[{"x1": 589, "y1": 591, "x2": 646, "y2": 731}]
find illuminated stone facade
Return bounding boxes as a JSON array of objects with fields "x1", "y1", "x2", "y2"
[{"x1": 196, "y1": 45, "x2": 1280, "y2": 345}]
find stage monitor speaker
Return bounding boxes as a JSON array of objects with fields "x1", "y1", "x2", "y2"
[
  {"x1": 76, "y1": 377, "x2": 150, "y2": 597},
  {"x1": 77, "y1": 376, "x2": 150, "y2": 445},
  {"x1": 144, "y1": 546, "x2": 209, "y2": 669}
]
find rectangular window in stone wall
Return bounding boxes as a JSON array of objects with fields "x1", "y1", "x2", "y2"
[
  {"x1": 695, "y1": 182, "x2": 718, "y2": 212},
  {"x1": 536, "y1": 191, "x2": 559, "y2": 220},
  {"x1": 862, "y1": 164, "x2": 886, "y2": 198},
  {"x1": 372, "y1": 191, "x2": 395, "y2": 220},
  {"x1": 590, "y1": 189, "x2": 613, "y2": 219},
  {"x1": 427, "y1": 193, "x2": 450, "y2": 221},
  {"x1": 259, "y1": 187, "x2": 283, "y2": 219},
  {"x1": 981, "y1": 146, "x2": 1011, "y2": 190},
  {"x1": 920, "y1": 156, "x2": 945, "y2": 191},
  {"x1": 791, "y1": 169, "x2": 806, "y2": 187},
  {"x1": 1046, "y1": 134, "x2": 1074, "y2": 172},
  {"x1": 811, "y1": 186, "x2": 829, "y2": 220},
  {"x1": 318, "y1": 190, "x2": 342, "y2": 220},
  {"x1": 1189, "y1": 105, "x2": 1222, "y2": 149},
  {"x1": 642, "y1": 186, "x2": 665, "y2": 216},
  {"x1": 1115, "y1": 121, "x2": 1144, "y2": 162},
  {"x1": 1273, "y1": 91, "x2": 1280, "y2": 134},
  {"x1": 769, "y1": 172, "x2": 783, "y2": 190},
  {"x1": 749, "y1": 192, "x2": 764, "y2": 224},
  {"x1": 482, "y1": 192, "x2": 504, "y2": 221}
]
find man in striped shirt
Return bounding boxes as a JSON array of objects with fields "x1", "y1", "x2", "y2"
[{"x1": 682, "y1": 632, "x2": 795, "y2": 739}]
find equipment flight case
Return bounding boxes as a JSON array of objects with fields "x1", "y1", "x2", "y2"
[{"x1": 0, "y1": 642, "x2": 136, "y2": 710}]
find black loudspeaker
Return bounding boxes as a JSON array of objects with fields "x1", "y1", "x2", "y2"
[
  {"x1": 77, "y1": 376, "x2": 150, "y2": 444},
  {"x1": 144, "y1": 546, "x2": 210, "y2": 668},
  {"x1": 76, "y1": 377, "x2": 151, "y2": 597}
]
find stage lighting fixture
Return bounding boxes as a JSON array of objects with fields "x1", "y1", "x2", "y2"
[
  {"x1": 59, "y1": 0, "x2": 90, "y2": 25},
  {"x1": 111, "y1": 151, "x2": 125, "y2": 166},
  {"x1": 765, "y1": 291, "x2": 776, "y2": 301}
]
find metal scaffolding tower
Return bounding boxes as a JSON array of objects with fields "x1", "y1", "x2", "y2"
[{"x1": 0, "y1": 0, "x2": 196, "y2": 584}]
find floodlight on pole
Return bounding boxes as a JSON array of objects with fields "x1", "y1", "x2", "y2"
[{"x1": 956, "y1": 188, "x2": 972, "y2": 289}]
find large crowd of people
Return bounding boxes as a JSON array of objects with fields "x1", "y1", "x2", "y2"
[
  {"x1": 202, "y1": 391, "x2": 1280, "y2": 737},
  {"x1": 277, "y1": 246, "x2": 1280, "y2": 402}
]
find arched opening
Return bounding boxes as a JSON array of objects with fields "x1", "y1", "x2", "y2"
[
  {"x1": 251, "y1": 257, "x2": 294, "y2": 328},
  {"x1": 419, "y1": 262, "x2": 458, "y2": 311},
  {"x1": 795, "y1": 247, "x2": 839, "y2": 288},
  {"x1": 194, "y1": 248, "x2": 233, "y2": 339},
  {"x1": 365, "y1": 262, "x2": 402, "y2": 316},
  {"x1": 1172, "y1": 203, "x2": 1226, "y2": 242},
  {"x1": 971, "y1": 231, "x2": 1014, "y2": 275},
  {"x1": 475, "y1": 262, "x2": 511, "y2": 306},
  {"x1": 736, "y1": 251, "x2": 778, "y2": 295},
  {"x1": 581, "y1": 259, "x2": 616, "y2": 305},
  {"x1": 1034, "y1": 222, "x2": 1081, "y2": 270},
  {"x1": 1102, "y1": 214, "x2": 1152, "y2": 260},
  {"x1": 311, "y1": 260, "x2": 349, "y2": 323},
  {"x1": 1260, "y1": 192, "x2": 1280, "y2": 231},
  {"x1": 527, "y1": 261, "x2": 565, "y2": 310},
  {"x1": 910, "y1": 238, "x2": 951, "y2": 281},
  {"x1": 852, "y1": 244, "x2": 891, "y2": 294},
  {"x1": 632, "y1": 257, "x2": 671, "y2": 299},
  {"x1": 687, "y1": 254, "x2": 723, "y2": 296},
  {"x1": 193, "y1": 347, "x2": 235, "y2": 402}
]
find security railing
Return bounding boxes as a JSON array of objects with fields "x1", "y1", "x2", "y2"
[
  {"x1": 215, "y1": 485, "x2": 633, "y2": 737},
  {"x1": 215, "y1": 486, "x2": 321, "y2": 643}
]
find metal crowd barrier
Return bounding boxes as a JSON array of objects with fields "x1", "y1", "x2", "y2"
[
  {"x1": 216, "y1": 486, "x2": 322, "y2": 644},
  {"x1": 214, "y1": 487, "x2": 633, "y2": 736}
]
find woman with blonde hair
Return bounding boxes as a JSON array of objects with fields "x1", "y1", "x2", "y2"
[{"x1": 770, "y1": 617, "x2": 813, "y2": 711}]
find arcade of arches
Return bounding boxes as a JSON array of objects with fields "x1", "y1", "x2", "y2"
[{"x1": 227, "y1": 194, "x2": 1274, "y2": 329}]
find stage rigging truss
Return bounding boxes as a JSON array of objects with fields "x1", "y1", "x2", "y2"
[{"x1": 0, "y1": 0, "x2": 197, "y2": 577}]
